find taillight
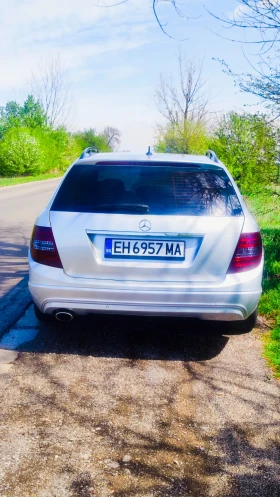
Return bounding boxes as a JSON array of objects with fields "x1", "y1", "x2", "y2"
[
  {"x1": 227, "y1": 232, "x2": 262, "y2": 274},
  {"x1": 30, "y1": 226, "x2": 63, "y2": 269}
]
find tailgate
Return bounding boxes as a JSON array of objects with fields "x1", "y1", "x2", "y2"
[{"x1": 50, "y1": 212, "x2": 244, "y2": 283}]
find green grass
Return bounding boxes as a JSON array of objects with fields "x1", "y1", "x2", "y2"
[
  {"x1": 0, "y1": 172, "x2": 63, "y2": 187},
  {"x1": 263, "y1": 324, "x2": 280, "y2": 378},
  {"x1": 245, "y1": 187, "x2": 280, "y2": 378}
]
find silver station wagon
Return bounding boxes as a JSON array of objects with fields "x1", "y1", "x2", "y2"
[{"x1": 29, "y1": 150, "x2": 263, "y2": 331}]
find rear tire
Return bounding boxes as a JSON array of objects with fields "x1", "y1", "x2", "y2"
[
  {"x1": 229, "y1": 309, "x2": 258, "y2": 333},
  {"x1": 34, "y1": 304, "x2": 53, "y2": 322}
]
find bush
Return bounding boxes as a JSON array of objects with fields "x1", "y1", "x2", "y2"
[
  {"x1": 0, "y1": 128, "x2": 44, "y2": 176},
  {"x1": 0, "y1": 126, "x2": 82, "y2": 177},
  {"x1": 0, "y1": 96, "x2": 119, "y2": 177},
  {"x1": 73, "y1": 128, "x2": 112, "y2": 153},
  {"x1": 0, "y1": 95, "x2": 82, "y2": 177},
  {"x1": 154, "y1": 121, "x2": 209, "y2": 154},
  {"x1": 209, "y1": 112, "x2": 279, "y2": 193},
  {"x1": 32, "y1": 127, "x2": 69, "y2": 173}
]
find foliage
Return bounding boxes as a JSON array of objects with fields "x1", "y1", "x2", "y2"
[
  {"x1": 0, "y1": 128, "x2": 45, "y2": 176},
  {"x1": 216, "y1": 58, "x2": 280, "y2": 117},
  {"x1": 209, "y1": 112, "x2": 279, "y2": 193},
  {"x1": 0, "y1": 95, "x2": 119, "y2": 177},
  {"x1": 0, "y1": 95, "x2": 47, "y2": 138},
  {"x1": 73, "y1": 128, "x2": 112, "y2": 153},
  {"x1": 0, "y1": 115, "x2": 80, "y2": 177},
  {"x1": 154, "y1": 52, "x2": 211, "y2": 156},
  {"x1": 61, "y1": 135, "x2": 85, "y2": 170},
  {"x1": 155, "y1": 121, "x2": 209, "y2": 154},
  {"x1": 32, "y1": 127, "x2": 73, "y2": 172},
  {"x1": 22, "y1": 95, "x2": 47, "y2": 129}
]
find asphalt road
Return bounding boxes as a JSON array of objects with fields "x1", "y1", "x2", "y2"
[
  {"x1": 0, "y1": 179, "x2": 61, "y2": 333},
  {"x1": 0, "y1": 179, "x2": 279, "y2": 497}
]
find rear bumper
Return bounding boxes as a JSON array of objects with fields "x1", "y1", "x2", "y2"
[
  {"x1": 29, "y1": 289, "x2": 260, "y2": 321},
  {"x1": 29, "y1": 257, "x2": 263, "y2": 321}
]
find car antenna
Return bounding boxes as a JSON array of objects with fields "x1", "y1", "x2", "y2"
[{"x1": 146, "y1": 146, "x2": 152, "y2": 157}]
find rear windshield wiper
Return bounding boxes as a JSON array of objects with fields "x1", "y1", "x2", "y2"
[{"x1": 89, "y1": 203, "x2": 150, "y2": 213}]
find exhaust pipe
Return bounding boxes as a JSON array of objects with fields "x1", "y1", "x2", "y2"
[{"x1": 55, "y1": 310, "x2": 74, "y2": 322}]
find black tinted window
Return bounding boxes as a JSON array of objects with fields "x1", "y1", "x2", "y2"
[{"x1": 51, "y1": 163, "x2": 243, "y2": 216}]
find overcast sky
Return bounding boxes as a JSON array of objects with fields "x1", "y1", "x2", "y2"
[{"x1": 0, "y1": 0, "x2": 263, "y2": 150}]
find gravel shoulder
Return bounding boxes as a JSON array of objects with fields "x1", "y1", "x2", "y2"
[{"x1": 0, "y1": 309, "x2": 279, "y2": 497}]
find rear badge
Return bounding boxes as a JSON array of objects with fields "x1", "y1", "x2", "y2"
[{"x1": 139, "y1": 219, "x2": 151, "y2": 232}]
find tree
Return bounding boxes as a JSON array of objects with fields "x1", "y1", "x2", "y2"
[
  {"x1": 209, "y1": 2, "x2": 280, "y2": 114},
  {"x1": 102, "y1": 126, "x2": 121, "y2": 150},
  {"x1": 154, "y1": 51, "x2": 211, "y2": 153},
  {"x1": 21, "y1": 95, "x2": 47, "y2": 129},
  {"x1": 208, "y1": 1, "x2": 280, "y2": 52},
  {"x1": 95, "y1": 0, "x2": 189, "y2": 38},
  {"x1": 73, "y1": 128, "x2": 112, "y2": 152},
  {"x1": 155, "y1": 53, "x2": 209, "y2": 128},
  {"x1": 2, "y1": 101, "x2": 21, "y2": 121},
  {"x1": 155, "y1": 121, "x2": 209, "y2": 154},
  {"x1": 31, "y1": 56, "x2": 72, "y2": 128},
  {"x1": 0, "y1": 94, "x2": 81, "y2": 177},
  {"x1": 0, "y1": 95, "x2": 47, "y2": 138},
  {"x1": 208, "y1": 112, "x2": 279, "y2": 192},
  {"x1": 217, "y1": 57, "x2": 280, "y2": 117}
]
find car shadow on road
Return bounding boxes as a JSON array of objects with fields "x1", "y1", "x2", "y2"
[
  {"x1": 19, "y1": 313, "x2": 235, "y2": 362},
  {"x1": 13, "y1": 313, "x2": 280, "y2": 497}
]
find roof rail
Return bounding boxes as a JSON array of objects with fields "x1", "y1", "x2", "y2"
[
  {"x1": 206, "y1": 150, "x2": 219, "y2": 164},
  {"x1": 79, "y1": 147, "x2": 98, "y2": 159}
]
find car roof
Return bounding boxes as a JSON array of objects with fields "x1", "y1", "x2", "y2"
[{"x1": 76, "y1": 152, "x2": 222, "y2": 167}]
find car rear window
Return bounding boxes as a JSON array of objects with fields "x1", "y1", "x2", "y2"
[{"x1": 51, "y1": 163, "x2": 243, "y2": 216}]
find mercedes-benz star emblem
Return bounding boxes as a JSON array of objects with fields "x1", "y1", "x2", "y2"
[{"x1": 139, "y1": 219, "x2": 151, "y2": 232}]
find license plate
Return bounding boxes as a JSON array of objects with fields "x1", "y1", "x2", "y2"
[{"x1": 105, "y1": 239, "x2": 185, "y2": 260}]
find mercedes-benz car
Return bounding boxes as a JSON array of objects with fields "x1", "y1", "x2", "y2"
[{"x1": 28, "y1": 150, "x2": 263, "y2": 331}]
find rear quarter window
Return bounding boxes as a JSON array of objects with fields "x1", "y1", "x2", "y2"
[{"x1": 51, "y1": 163, "x2": 243, "y2": 217}]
